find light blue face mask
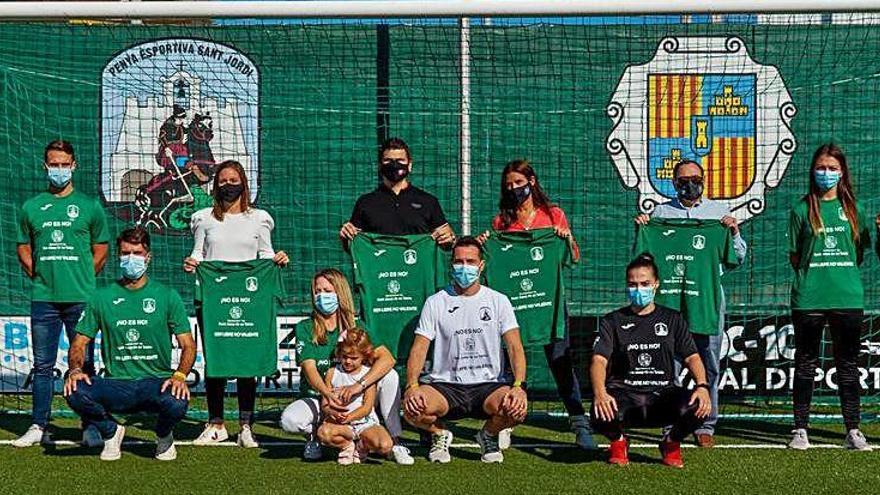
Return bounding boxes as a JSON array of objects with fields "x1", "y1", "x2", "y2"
[
  {"x1": 120, "y1": 254, "x2": 148, "y2": 280},
  {"x1": 451, "y1": 263, "x2": 480, "y2": 289},
  {"x1": 627, "y1": 286, "x2": 655, "y2": 308},
  {"x1": 314, "y1": 292, "x2": 339, "y2": 316},
  {"x1": 814, "y1": 170, "x2": 841, "y2": 191},
  {"x1": 47, "y1": 167, "x2": 72, "y2": 188}
]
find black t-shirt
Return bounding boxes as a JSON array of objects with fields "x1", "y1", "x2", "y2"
[
  {"x1": 349, "y1": 183, "x2": 448, "y2": 235},
  {"x1": 593, "y1": 305, "x2": 697, "y2": 391}
]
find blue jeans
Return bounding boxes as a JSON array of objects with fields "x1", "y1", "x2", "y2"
[
  {"x1": 692, "y1": 332, "x2": 722, "y2": 436},
  {"x1": 65, "y1": 377, "x2": 189, "y2": 438},
  {"x1": 30, "y1": 301, "x2": 95, "y2": 428}
]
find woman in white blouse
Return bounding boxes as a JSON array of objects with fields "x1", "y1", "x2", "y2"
[{"x1": 183, "y1": 160, "x2": 289, "y2": 448}]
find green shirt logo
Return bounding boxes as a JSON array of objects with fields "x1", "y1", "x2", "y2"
[
  {"x1": 229, "y1": 306, "x2": 243, "y2": 319},
  {"x1": 403, "y1": 249, "x2": 417, "y2": 265},
  {"x1": 529, "y1": 246, "x2": 544, "y2": 261},
  {"x1": 66, "y1": 204, "x2": 80, "y2": 219},
  {"x1": 245, "y1": 276, "x2": 259, "y2": 292},
  {"x1": 142, "y1": 298, "x2": 156, "y2": 313},
  {"x1": 125, "y1": 328, "x2": 140, "y2": 343}
]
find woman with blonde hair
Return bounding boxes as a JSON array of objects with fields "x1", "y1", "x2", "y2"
[{"x1": 280, "y1": 268, "x2": 413, "y2": 464}]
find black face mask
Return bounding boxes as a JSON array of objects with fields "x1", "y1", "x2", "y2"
[
  {"x1": 505, "y1": 184, "x2": 532, "y2": 205},
  {"x1": 675, "y1": 179, "x2": 703, "y2": 202},
  {"x1": 218, "y1": 183, "x2": 244, "y2": 203},
  {"x1": 380, "y1": 160, "x2": 410, "y2": 183}
]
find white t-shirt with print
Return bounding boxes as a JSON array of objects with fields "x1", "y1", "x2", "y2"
[{"x1": 416, "y1": 285, "x2": 519, "y2": 385}]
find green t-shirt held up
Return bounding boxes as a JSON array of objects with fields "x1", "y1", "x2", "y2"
[
  {"x1": 788, "y1": 199, "x2": 871, "y2": 310},
  {"x1": 350, "y1": 233, "x2": 446, "y2": 358},
  {"x1": 483, "y1": 228, "x2": 574, "y2": 346},
  {"x1": 635, "y1": 218, "x2": 739, "y2": 336},
  {"x1": 17, "y1": 191, "x2": 110, "y2": 302},
  {"x1": 195, "y1": 259, "x2": 284, "y2": 378},
  {"x1": 75, "y1": 279, "x2": 191, "y2": 380}
]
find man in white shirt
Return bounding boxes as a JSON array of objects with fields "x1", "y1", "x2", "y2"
[{"x1": 403, "y1": 237, "x2": 528, "y2": 464}]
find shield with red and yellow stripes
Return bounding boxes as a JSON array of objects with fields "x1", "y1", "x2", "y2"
[{"x1": 647, "y1": 74, "x2": 756, "y2": 200}]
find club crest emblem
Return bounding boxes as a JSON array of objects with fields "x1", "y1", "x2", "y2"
[
  {"x1": 229, "y1": 306, "x2": 243, "y2": 320},
  {"x1": 142, "y1": 298, "x2": 156, "y2": 314},
  {"x1": 530, "y1": 246, "x2": 544, "y2": 261},
  {"x1": 479, "y1": 307, "x2": 492, "y2": 322},
  {"x1": 692, "y1": 234, "x2": 706, "y2": 250},
  {"x1": 520, "y1": 278, "x2": 534, "y2": 292},
  {"x1": 387, "y1": 280, "x2": 401, "y2": 294},
  {"x1": 126, "y1": 329, "x2": 140, "y2": 343},
  {"x1": 824, "y1": 235, "x2": 838, "y2": 250},
  {"x1": 100, "y1": 38, "x2": 260, "y2": 233},
  {"x1": 638, "y1": 353, "x2": 653, "y2": 367},
  {"x1": 51, "y1": 230, "x2": 64, "y2": 243},
  {"x1": 674, "y1": 262, "x2": 686, "y2": 277},
  {"x1": 607, "y1": 36, "x2": 796, "y2": 222},
  {"x1": 403, "y1": 249, "x2": 418, "y2": 265},
  {"x1": 66, "y1": 204, "x2": 80, "y2": 219},
  {"x1": 655, "y1": 322, "x2": 669, "y2": 336},
  {"x1": 245, "y1": 276, "x2": 258, "y2": 292}
]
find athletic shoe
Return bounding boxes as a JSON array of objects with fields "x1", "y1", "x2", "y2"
[
  {"x1": 391, "y1": 444, "x2": 415, "y2": 465},
  {"x1": 569, "y1": 415, "x2": 597, "y2": 451},
  {"x1": 355, "y1": 439, "x2": 370, "y2": 462},
  {"x1": 338, "y1": 442, "x2": 359, "y2": 465},
  {"x1": 303, "y1": 435, "x2": 323, "y2": 461},
  {"x1": 100, "y1": 425, "x2": 126, "y2": 461},
  {"x1": 659, "y1": 440, "x2": 684, "y2": 468},
  {"x1": 788, "y1": 429, "x2": 810, "y2": 450},
  {"x1": 155, "y1": 434, "x2": 177, "y2": 461},
  {"x1": 695, "y1": 433, "x2": 715, "y2": 448},
  {"x1": 193, "y1": 424, "x2": 229, "y2": 445},
  {"x1": 81, "y1": 425, "x2": 104, "y2": 448},
  {"x1": 845, "y1": 429, "x2": 873, "y2": 451},
  {"x1": 498, "y1": 427, "x2": 512, "y2": 450},
  {"x1": 12, "y1": 424, "x2": 48, "y2": 448},
  {"x1": 237, "y1": 424, "x2": 259, "y2": 448},
  {"x1": 428, "y1": 430, "x2": 454, "y2": 464},
  {"x1": 475, "y1": 429, "x2": 504, "y2": 464},
  {"x1": 608, "y1": 437, "x2": 629, "y2": 466}
]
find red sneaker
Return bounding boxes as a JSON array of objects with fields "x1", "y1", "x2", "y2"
[
  {"x1": 608, "y1": 438, "x2": 629, "y2": 466},
  {"x1": 660, "y1": 440, "x2": 684, "y2": 468}
]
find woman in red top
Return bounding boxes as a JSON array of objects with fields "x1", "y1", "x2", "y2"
[{"x1": 481, "y1": 159, "x2": 593, "y2": 450}]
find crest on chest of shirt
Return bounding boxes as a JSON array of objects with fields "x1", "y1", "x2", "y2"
[
  {"x1": 100, "y1": 38, "x2": 260, "y2": 234},
  {"x1": 245, "y1": 276, "x2": 259, "y2": 292},
  {"x1": 66, "y1": 204, "x2": 80, "y2": 220},
  {"x1": 403, "y1": 249, "x2": 418, "y2": 265},
  {"x1": 607, "y1": 36, "x2": 796, "y2": 223},
  {"x1": 142, "y1": 298, "x2": 157, "y2": 314},
  {"x1": 654, "y1": 322, "x2": 669, "y2": 337},
  {"x1": 479, "y1": 306, "x2": 492, "y2": 322},
  {"x1": 529, "y1": 246, "x2": 544, "y2": 262}
]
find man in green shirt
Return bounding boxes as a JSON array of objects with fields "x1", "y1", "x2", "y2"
[
  {"x1": 13, "y1": 140, "x2": 110, "y2": 448},
  {"x1": 63, "y1": 228, "x2": 196, "y2": 461}
]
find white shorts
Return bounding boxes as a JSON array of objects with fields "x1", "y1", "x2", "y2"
[{"x1": 350, "y1": 413, "x2": 381, "y2": 439}]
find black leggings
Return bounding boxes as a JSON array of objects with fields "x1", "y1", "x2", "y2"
[
  {"x1": 544, "y1": 337, "x2": 585, "y2": 417},
  {"x1": 792, "y1": 309, "x2": 863, "y2": 430},
  {"x1": 206, "y1": 377, "x2": 257, "y2": 425},
  {"x1": 590, "y1": 386, "x2": 701, "y2": 442}
]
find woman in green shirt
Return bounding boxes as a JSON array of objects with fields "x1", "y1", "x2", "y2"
[
  {"x1": 279, "y1": 269, "x2": 413, "y2": 464},
  {"x1": 787, "y1": 143, "x2": 872, "y2": 451}
]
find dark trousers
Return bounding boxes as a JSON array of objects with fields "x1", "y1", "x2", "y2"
[
  {"x1": 591, "y1": 386, "x2": 701, "y2": 442},
  {"x1": 206, "y1": 377, "x2": 257, "y2": 425},
  {"x1": 792, "y1": 309, "x2": 863, "y2": 430},
  {"x1": 543, "y1": 336, "x2": 586, "y2": 417},
  {"x1": 65, "y1": 377, "x2": 188, "y2": 438},
  {"x1": 30, "y1": 301, "x2": 95, "y2": 427}
]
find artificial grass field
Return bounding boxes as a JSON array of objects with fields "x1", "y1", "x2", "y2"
[{"x1": 2, "y1": 411, "x2": 880, "y2": 494}]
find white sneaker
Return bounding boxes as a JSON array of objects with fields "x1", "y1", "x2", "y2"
[
  {"x1": 338, "y1": 442, "x2": 359, "y2": 465},
  {"x1": 100, "y1": 425, "x2": 126, "y2": 461},
  {"x1": 12, "y1": 424, "x2": 48, "y2": 448},
  {"x1": 237, "y1": 424, "x2": 259, "y2": 448},
  {"x1": 845, "y1": 429, "x2": 873, "y2": 451},
  {"x1": 475, "y1": 429, "x2": 504, "y2": 464},
  {"x1": 303, "y1": 434, "x2": 323, "y2": 460},
  {"x1": 788, "y1": 428, "x2": 810, "y2": 450},
  {"x1": 498, "y1": 427, "x2": 513, "y2": 450},
  {"x1": 155, "y1": 434, "x2": 177, "y2": 461},
  {"x1": 428, "y1": 430, "x2": 453, "y2": 464},
  {"x1": 391, "y1": 444, "x2": 415, "y2": 465},
  {"x1": 193, "y1": 424, "x2": 229, "y2": 445}
]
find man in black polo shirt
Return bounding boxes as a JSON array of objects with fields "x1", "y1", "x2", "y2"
[
  {"x1": 590, "y1": 253, "x2": 711, "y2": 468},
  {"x1": 339, "y1": 137, "x2": 455, "y2": 247}
]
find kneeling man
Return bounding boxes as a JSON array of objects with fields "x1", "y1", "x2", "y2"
[
  {"x1": 64, "y1": 227, "x2": 196, "y2": 461},
  {"x1": 404, "y1": 237, "x2": 527, "y2": 464},
  {"x1": 591, "y1": 253, "x2": 711, "y2": 468}
]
